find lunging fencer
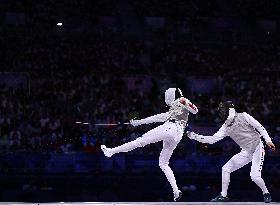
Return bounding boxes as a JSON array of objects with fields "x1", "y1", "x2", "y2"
[
  {"x1": 188, "y1": 101, "x2": 275, "y2": 203},
  {"x1": 101, "y1": 88, "x2": 198, "y2": 201}
]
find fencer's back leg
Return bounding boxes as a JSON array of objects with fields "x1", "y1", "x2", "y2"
[{"x1": 250, "y1": 142, "x2": 269, "y2": 195}]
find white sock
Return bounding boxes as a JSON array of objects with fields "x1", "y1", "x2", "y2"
[
  {"x1": 252, "y1": 177, "x2": 269, "y2": 194},
  {"x1": 160, "y1": 165, "x2": 179, "y2": 195},
  {"x1": 221, "y1": 169, "x2": 230, "y2": 197}
]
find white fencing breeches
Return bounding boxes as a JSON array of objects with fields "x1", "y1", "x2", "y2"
[
  {"x1": 221, "y1": 140, "x2": 268, "y2": 197},
  {"x1": 159, "y1": 138, "x2": 180, "y2": 195},
  {"x1": 109, "y1": 122, "x2": 182, "y2": 194}
]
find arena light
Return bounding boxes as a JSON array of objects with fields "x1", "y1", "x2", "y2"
[{"x1": 57, "y1": 22, "x2": 63, "y2": 26}]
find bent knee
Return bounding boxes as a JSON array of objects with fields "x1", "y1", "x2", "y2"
[
  {"x1": 222, "y1": 165, "x2": 232, "y2": 173},
  {"x1": 251, "y1": 176, "x2": 262, "y2": 182},
  {"x1": 159, "y1": 162, "x2": 169, "y2": 170},
  {"x1": 250, "y1": 173, "x2": 261, "y2": 181}
]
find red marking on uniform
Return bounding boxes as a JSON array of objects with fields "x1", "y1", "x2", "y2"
[
  {"x1": 180, "y1": 99, "x2": 186, "y2": 105},
  {"x1": 188, "y1": 103, "x2": 197, "y2": 111}
]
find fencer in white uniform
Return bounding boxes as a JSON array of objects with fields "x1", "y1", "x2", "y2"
[
  {"x1": 101, "y1": 88, "x2": 198, "y2": 201},
  {"x1": 188, "y1": 101, "x2": 275, "y2": 203}
]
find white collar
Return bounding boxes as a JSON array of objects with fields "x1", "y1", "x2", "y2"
[{"x1": 225, "y1": 108, "x2": 236, "y2": 126}]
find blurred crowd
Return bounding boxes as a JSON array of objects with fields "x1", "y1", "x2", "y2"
[
  {"x1": 0, "y1": 0, "x2": 279, "y2": 156},
  {"x1": 0, "y1": 1, "x2": 280, "y2": 203},
  {"x1": 0, "y1": 31, "x2": 279, "y2": 156},
  {"x1": 132, "y1": 0, "x2": 220, "y2": 19},
  {"x1": 1, "y1": 0, "x2": 118, "y2": 27},
  {"x1": 229, "y1": 0, "x2": 280, "y2": 18}
]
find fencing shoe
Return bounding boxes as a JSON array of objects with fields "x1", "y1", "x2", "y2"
[
  {"x1": 101, "y1": 145, "x2": 113, "y2": 157},
  {"x1": 174, "y1": 190, "x2": 182, "y2": 202},
  {"x1": 211, "y1": 194, "x2": 229, "y2": 202},
  {"x1": 264, "y1": 193, "x2": 272, "y2": 203}
]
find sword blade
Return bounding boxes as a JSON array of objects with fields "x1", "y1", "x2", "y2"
[{"x1": 75, "y1": 122, "x2": 130, "y2": 126}]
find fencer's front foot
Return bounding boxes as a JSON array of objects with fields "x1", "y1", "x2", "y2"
[
  {"x1": 174, "y1": 190, "x2": 182, "y2": 202},
  {"x1": 211, "y1": 194, "x2": 229, "y2": 202},
  {"x1": 101, "y1": 145, "x2": 113, "y2": 157},
  {"x1": 263, "y1": 193, "x2": 272, "y2": 203}
]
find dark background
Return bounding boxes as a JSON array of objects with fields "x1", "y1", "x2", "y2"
[{"x1": 0, "y1": 0, "x2": 279, "y2": 202}]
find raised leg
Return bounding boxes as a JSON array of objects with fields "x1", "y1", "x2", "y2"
[{"x1": 102, "y1": 125, "x2": 170, "y2": 157}]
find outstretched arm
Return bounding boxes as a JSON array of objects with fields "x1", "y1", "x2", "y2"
[
  {"x1": 244, "y1": 113, "x2": 275, "y2": 150},
  {"x1": 130, "y1": 112, "x2": 170, "y2": 127},
  {"x1": 188, "y1": 125, "x2": 226, "y2": 144}
]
